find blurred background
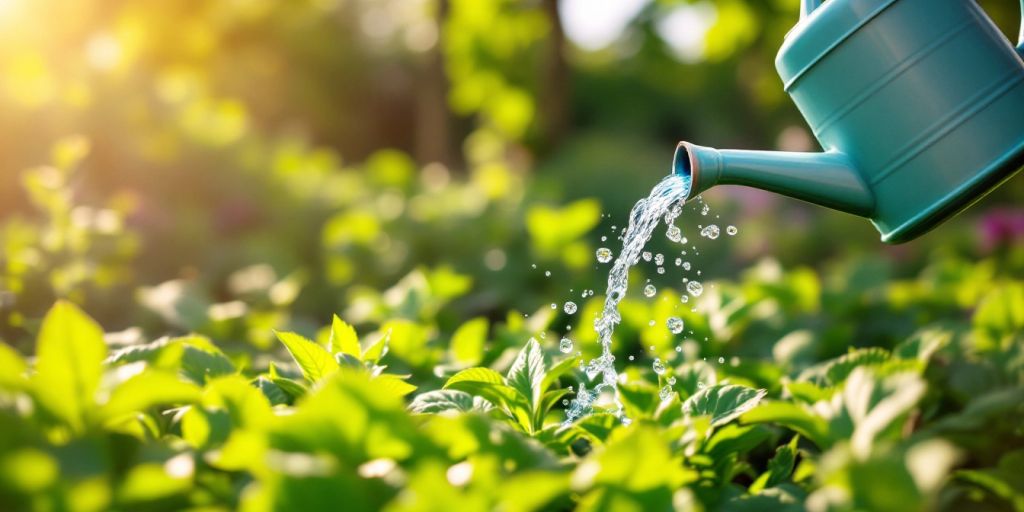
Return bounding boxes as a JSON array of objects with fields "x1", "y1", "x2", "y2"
[{"x1": 0, "y1": 0, "x2": 1021, "y2": 357}]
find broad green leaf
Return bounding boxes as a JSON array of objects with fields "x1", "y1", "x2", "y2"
[
  {"x1": 445, "y1": 367, "x2": 505, "y2": 388},
  {"x1": 843, "y1": 368, "x2": 925, "y2": 458},
  {"x1": 742, "y1": 401, "x2": 831, "y2": 449},
  {"x1": 683, "y1": 384, "x2": 766, "y2": 427},
  {"x1": 101, "y1": 371, "x2": 200, "y2": 420},
  {"x1": 408, "y1": 389, "x2": 477, "y2": 414},
  {"x1": 177, "y1": 336, "x2": 236, "y2": 384},
  {"x1": 797, "y1": 347, "x2": 892, "y2": 387},
  {"x1": 254, "y1": 377, "x2": 291, "y2": 405},
  {"x1": 506, "y1": 338, "x2": 546, "y2": 408},
  {"x1": 329, "y1": 315, "x2": 361, "y2": 358},
  {"x1": 541, "y1": 353, "x2": 580, "y2": 395},
  {"x1": 539, "y1": 388, "x2": 570, "y2": 423},
  {"x1": 450, "y1": 317, "x2": 488, "y2": 366},
  {"x1": 373, "y1": 374, "x2": 417, "y2": 398},
  {"x1": 574, "y1": 424, "x2": 695, "y2": 493},
  {"x1": 362, "y1": 329, "x2": 391, "y2": 364},
  {"x1": 202, "y1": 375, "x2": 273, "y2": 430},
  {"x1": 704, "y1": 424, "x2": 771, "y2": 461},
  {"x1": 0, "y1": 342, "x2": 27, "y2": 390},
  {"x1": 444, "y1": 370, "x2": 530, "y2": 430},
  {"x1": 749, "y1": 435, "x2": 799, "y2": 493},
  {"x1": 275, "y1": 331, "x2": 339, "y2": 383},
  {"x1": 33, "y1": 301, "x2": 108, "y2": 431}
]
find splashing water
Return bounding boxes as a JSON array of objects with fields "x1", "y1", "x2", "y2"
[{"x1": 564, "y1": 174, "x2": 690, "y2": 425}]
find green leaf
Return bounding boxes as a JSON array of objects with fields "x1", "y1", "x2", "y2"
[
  {"x1": 750, "y1": 435, "x2": 799, "y2": 493},
  {"x1": 33, "y1": 301, "x2": 108, "y2": 431},
  {"x1": 275, "y1": 331, "x2": 340, "y2": 383},
  {"x1": 450, "y1": 317, "x2": 488, "y2": 366},
  {"x1": 541, "y1": 354, "x2": 580, "y2": 395},
  {"x1": 101, "y1": 371, "x2": 201, "y2": 421},
  {"x1": 741, "y1": 401, "x2": 831, "y2": 449},
  {"x1": 445, "y1": 366, "x2": 505, "y2": 388},
  {"x1": 408, "y1": 389, "x2": 478, "y2": 414},
  {"x1": 254, "y1": 377, "x2": 291, "y2": 405},
  {"x1": 373, "y1": 374, "x2": 417, "y2": 398},
  {"x1": 682, "y1": 384, "x2": 766, "y2": 427},
  {"x1": 506, "y1": 338, "x2": 546, "y2": 408},
  {"x1": 704, "y1": 424, "x2": 771, "y2": 461},
  {"x1": 329, "y1": 315, "x2": 361, "y2": 358},
  {"x1": 177, "y1": 336, "x2": 236, "y2": 384},
  {"x1": 444, "y1": 367, "x2": 530, "y2": 429},
  {"x1": 361, "y1": 329, "x2": 390, "y2": 364},
  {"x1": 0, "y1": 342, "x2": 27, "y2": 391},
  {"x1": 798, "y1": 347, "x2": 892, "y2": 387}
]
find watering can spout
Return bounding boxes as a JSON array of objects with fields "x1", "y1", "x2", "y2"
[{"x1": 673, "y1": 142, "x2": 875, "y2": 218}]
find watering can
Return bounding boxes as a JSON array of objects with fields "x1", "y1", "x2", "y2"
[{"x1": 673, "y1": 0, "x2": 1024, "y2": 243}]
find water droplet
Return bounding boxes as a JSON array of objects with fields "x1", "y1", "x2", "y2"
[
  {"x1": 596, "y1": 247, "x2": 613, "y2": 263},
  {"x1": 666, "y1": 225, "x2": 682, "y2": 242},
  {"x1": 682, "y1": 261, "x2": 691, "y2": 271},
  {"x1": 601, "y1": 235, "x2": 607, "y2": 242},
  {"x1": 642, "y1": 251, "x2": 652, "y2": 262},
  {"x1": 550, "y1": 303, "x2": 557, "y2": 309},
  {"x1": 697, "y1": 381, "x2": 706, "y2": 389},
  {"x1": 628, "y1": 355, "x2": 635, "y2": 361},
  {"x1": 675, "y1": 345, "x2": 682, "y2": 352},
  {"x1": 667, "y1": 316, "x2": 684, "y2": 334},
  {"x1": 659, "y1": 385, "x2": 673, "y2": 401},
  {"x1": 680, "y1": 295, "x2": 689, "y2": 303},
  {"x1": 545, "y1": 270, "x2": 551, "y2": 277},
  {"x1": 686, "y1": 281, "x2": 704, "y2": 297},
  {"x1": 559, "y1": 337, "x2": 573, "y2": 353},
  {"x1": 648, "y1": 320, "x2": 656, "y2": 326},
  {"x1": 700, "y1": 225, "x2": 720, "y2": 239},
  {"x1": 718, "y1": 357, "x2": 725, "y2": 364},
  {"x1": 531, "y1": 264, "x2": 537, "y2": 269},
  {"x1": 644, "y1": 284, "x2": 657, "y2": 297},
  {"x1": 675, "y1": 258, "x2": 682, "y2": 266},
  {"x1": 564, "y1": 301, "x2": 577, "y2": 314},
  {"x1": 654, "y1": 253, "x2": 664, "y2": 266},
  {"x1": 668, "y1": 376, "x2": 677, "y2": 385},
  {"x1": 652, "y1": 358, "x2": 666, "y2": 375},
  {"x1": 701, "y1": 203, "x2": 710, "y2": 216},
  {"x1": 562, "y1": 399, "x2": 569, "y2": 406},
  {"x1": 726, "y1": 225, "x2": 738, "y2": 236}
]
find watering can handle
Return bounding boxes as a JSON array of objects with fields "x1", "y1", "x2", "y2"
[{"x1": 800, "y1": 0, "x2": 1024, "y2": 54}]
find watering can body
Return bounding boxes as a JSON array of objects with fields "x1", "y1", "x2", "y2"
[{"x1": 675, "y1": 0, "x2": 1024, "y2": 243}]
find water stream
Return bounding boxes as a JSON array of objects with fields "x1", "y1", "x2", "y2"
[{"x1": 564, "y1": 174, "x2": 691, "y2": 425}]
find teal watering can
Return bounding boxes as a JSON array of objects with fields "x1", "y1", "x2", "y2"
[{"x1": 673, "y1": 0, "x2": 1024, "y2": 243}]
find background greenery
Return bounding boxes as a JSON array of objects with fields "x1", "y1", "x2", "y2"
[{"x1": 0, "y1": 0, "x2": 1022, "y2": 510}]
